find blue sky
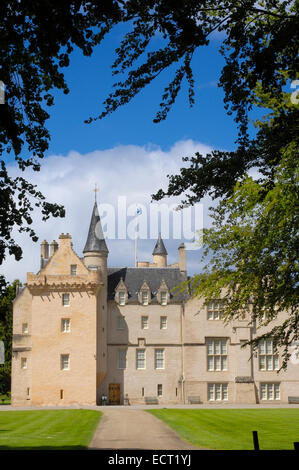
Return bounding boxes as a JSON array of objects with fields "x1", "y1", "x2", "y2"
[
  {"x1": 3, "y1": 24, "x2": 263, "y2": 283},
  {"x1": 45, "y1": 25, "x2": 239, "y2": 155}
]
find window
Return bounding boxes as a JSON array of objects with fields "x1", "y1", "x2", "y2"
[
  {"x1": 136, "y1": 349, "x2": 146, "y2": 369},
  {"x1": 118, "y1": 291, "x2": 126, "y2": 306},
  {"x1": 27, "y1": 387, "x2": 30, "y2": 399},
  {"x1": 157, "y1": 384, "x2": 163, "y2": 397},
  {"x1": 155, "y1": 349, "x2": 165, "y2": 369},
  {"x1": 258, "y1": 339, "x2": 279, "y2": 370},
  {"x1": 260, "y1": 383, "x2": 280, "y2": 400},
  {"x1": 207, "y1": 301, "x2": 224, "y2": 320},
  {"x1": 61, "y1": 318, "x2": 70, "y2": 332},
  {"x1": 160, "y1": 316, "x2": 167, "y2": 329},
  {"x1": 22, "y1": 323, "x2": 28, "y2": 334},
  {"x1": 208, "y1": 383, "x2": 228, "y2": 401},
  {"x1": 118, "y1": 349, "x2": 127, "y2": 369},
  {"x1": 88, "y1": 265, "x2": 98, "y2": 271},
  {"x1": 207, "y1": 339, "x2": 227, "y2": 371},
  {"x1": 117, "y1": 315, "x2": 126, "y2": 330},
  {"x1": 70, "y1": 264, "x2": 77, "y2": 275},
  {"x1": 160, "y1": 291, "x2": 167, "y2": 305},
  {"x1": 62, "y1": 293, "x2": 70, "y2": 306},
  {"x1": 141, "y1": 316, "x2": 149, "y2": 329},
  {"x1": 141, "y1": 291, "x2": 149, "y2": 305},
  {"x1": 21, "y1": 357, "x2": 27, "y2": 369},
  {"x1": 61, "y1": 354, "x2": 70, "y2": 370},
  {"x1": 60, "y1": 389, "x2": 64, "y2": 400}
]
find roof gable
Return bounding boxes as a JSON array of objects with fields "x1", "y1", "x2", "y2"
[{"x1": 40, "y1": 237, "x2": 89, "y2": 276}]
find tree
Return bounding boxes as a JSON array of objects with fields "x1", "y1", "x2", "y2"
[
  {"x1": 180, "y1": 136, "x2": 298, "y2": 369},
  {"x1": 1, "y1": 2, "x2": 297, "y2": 285},
  {"x1": 89, "y1": 1, "x2": 299, "y2": 364},
  {"x1": 0, "y1": 1, "x2": 123, "y2": 291},
  {"x1": 151, "y1": 76, "x2": 299, "y2": 367},
  {"x1": 95, "y1": 1, "x2": 298, "y2": 140},
  {"x1": 1, "y1": 1, "x2": 298, "y2": 363},
  {"x1": 0, "y1": 280, "x2": 18, "y2": 394}
]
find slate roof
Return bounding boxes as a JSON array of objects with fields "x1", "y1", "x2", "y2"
[
  {"x1": 107, "y1": 267, "x2": 188, "y2": 302},
  {"x1": 83, "y1": 202, "x2": 109, "y2": 254},
  {"x1": 152, "y1": 234, "x2": 168, "y2": 255}
]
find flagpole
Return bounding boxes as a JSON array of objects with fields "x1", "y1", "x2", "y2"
[{"x1": 135, "y1": 205, "x2": 138, "y2": 267}]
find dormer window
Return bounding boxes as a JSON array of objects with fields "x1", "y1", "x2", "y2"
[
  {"x1": 115, "y1": 278, "x2": 128, "y2": 305},
  {"x1": 138, "y1": 280, "x2": 151, "y2": 305},
  {"x1": 141, "y1": 291, "x2": 149, "y2": 306},
  {"x1": 161, "y1": 291, "x2": 167, "y2": 305},
  {"x1": 119, "y1": 291, "x2": 126, "y2": 306},
  {"x1": 157, "y1": 280, "x2": 169, "y2": 305}
]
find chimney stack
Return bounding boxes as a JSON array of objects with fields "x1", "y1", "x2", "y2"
[
  {"x1": 58, "y1": 233, "x2": 73, "y2": 250},
  {"x1": 40, "y1": 240, "x2": 49, "y2": 269},
  {"x1": 49, "y1": 240, "x2": 58, "y2": 257},
  {"x1": 178, "y1": 243, "x2": 187, "y2": 277},
  {"x1": 40, "y1": 240, "x2": 49, "y2": 259}
]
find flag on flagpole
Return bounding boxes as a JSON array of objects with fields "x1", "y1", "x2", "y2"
[{"x1": 135, "y1": 206, "x2": 142, "y2": 266}]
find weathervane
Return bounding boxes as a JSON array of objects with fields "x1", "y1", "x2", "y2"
[{"x1": 94, "y1": 182, "x2": 99, "y2": 202}]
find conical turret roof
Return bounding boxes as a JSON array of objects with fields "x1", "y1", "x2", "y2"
[
  {"x1": 152, "y1": 233, "x2": 168, "y2": 256},
  {"x1": 83, "y1": 202, "x2": 109, "y2": 254}
]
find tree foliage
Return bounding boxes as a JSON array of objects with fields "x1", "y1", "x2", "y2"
[
  {"x1": 95, "y1": 1, "x2": 298, "y2": 141},
  {"x1": 0, "y1": 280, "x2": 18, "y2": 394},
  {"x1": 0, "y1": 0, "x2": 122, "y2": 289},
  {"x1": 0, "y1": 1, "x2": 298, "y2": 365},
  {"x1": 89, "y1": 0, "x2": 298, "y2": 365},
  {"x1": 164, "y1": 82, "x2": 299, "y2": 368},
  {"x1": 1, "y1": 2, "x2": 298, "y2": 282},
  {"x1": 183, "y1": 142, "x2": 298, "y2": 369}
]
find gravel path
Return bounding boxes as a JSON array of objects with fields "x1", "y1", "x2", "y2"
[{"x1": 88, "y1": 407, "x2": 200, "y2": 450}]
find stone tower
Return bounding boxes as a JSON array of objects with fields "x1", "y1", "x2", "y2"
[{"x1": 83, "y1": 201, "x2": 109, "y2": 402}]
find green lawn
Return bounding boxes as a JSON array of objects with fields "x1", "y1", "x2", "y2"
[
  {"x1": 0, "y1": 409, "x2": 102, "y2": 449},
  {"x1": 148, "y1": 409, "x2": 299, "y2": 450}
]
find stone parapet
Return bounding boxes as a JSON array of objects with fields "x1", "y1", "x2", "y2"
[{"x1": 26, "y1": 271, "x2": 102, "y2": 293}]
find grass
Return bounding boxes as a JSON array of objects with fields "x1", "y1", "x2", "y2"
[
  {"x1": 0, "y1": 409, "x2": 102, "y2": 449},
  {"x1": 147, "y1": 409, "x2": 299, "y2": 450}
]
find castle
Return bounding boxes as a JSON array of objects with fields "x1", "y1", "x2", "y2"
[{"x1": 11, "y1": 201, "x2": 299, "y2": 406}]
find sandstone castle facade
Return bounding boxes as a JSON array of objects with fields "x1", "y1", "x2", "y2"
[{"x1": 11, "y1": 201, "x2": 299, "y2": 406}]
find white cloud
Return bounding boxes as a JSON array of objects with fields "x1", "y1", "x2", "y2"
[{"x1": 1, "y1": 140, "x2": 215, "y2": 284}]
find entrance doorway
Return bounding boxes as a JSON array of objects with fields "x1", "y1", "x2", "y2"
[{"x1": 109, "y1": 383, "x2": 120, "y2": 405}]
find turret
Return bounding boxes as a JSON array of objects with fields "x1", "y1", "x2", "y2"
[
  {"x1": 83, "y1": 201, "x2": 109, "y2": 276},
  {"x1": 83, "y1": 197, "x2": 109, "y2": 403},
  {"x1": 152, "y1": 233, "x2": 168, "y2": 267}
]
